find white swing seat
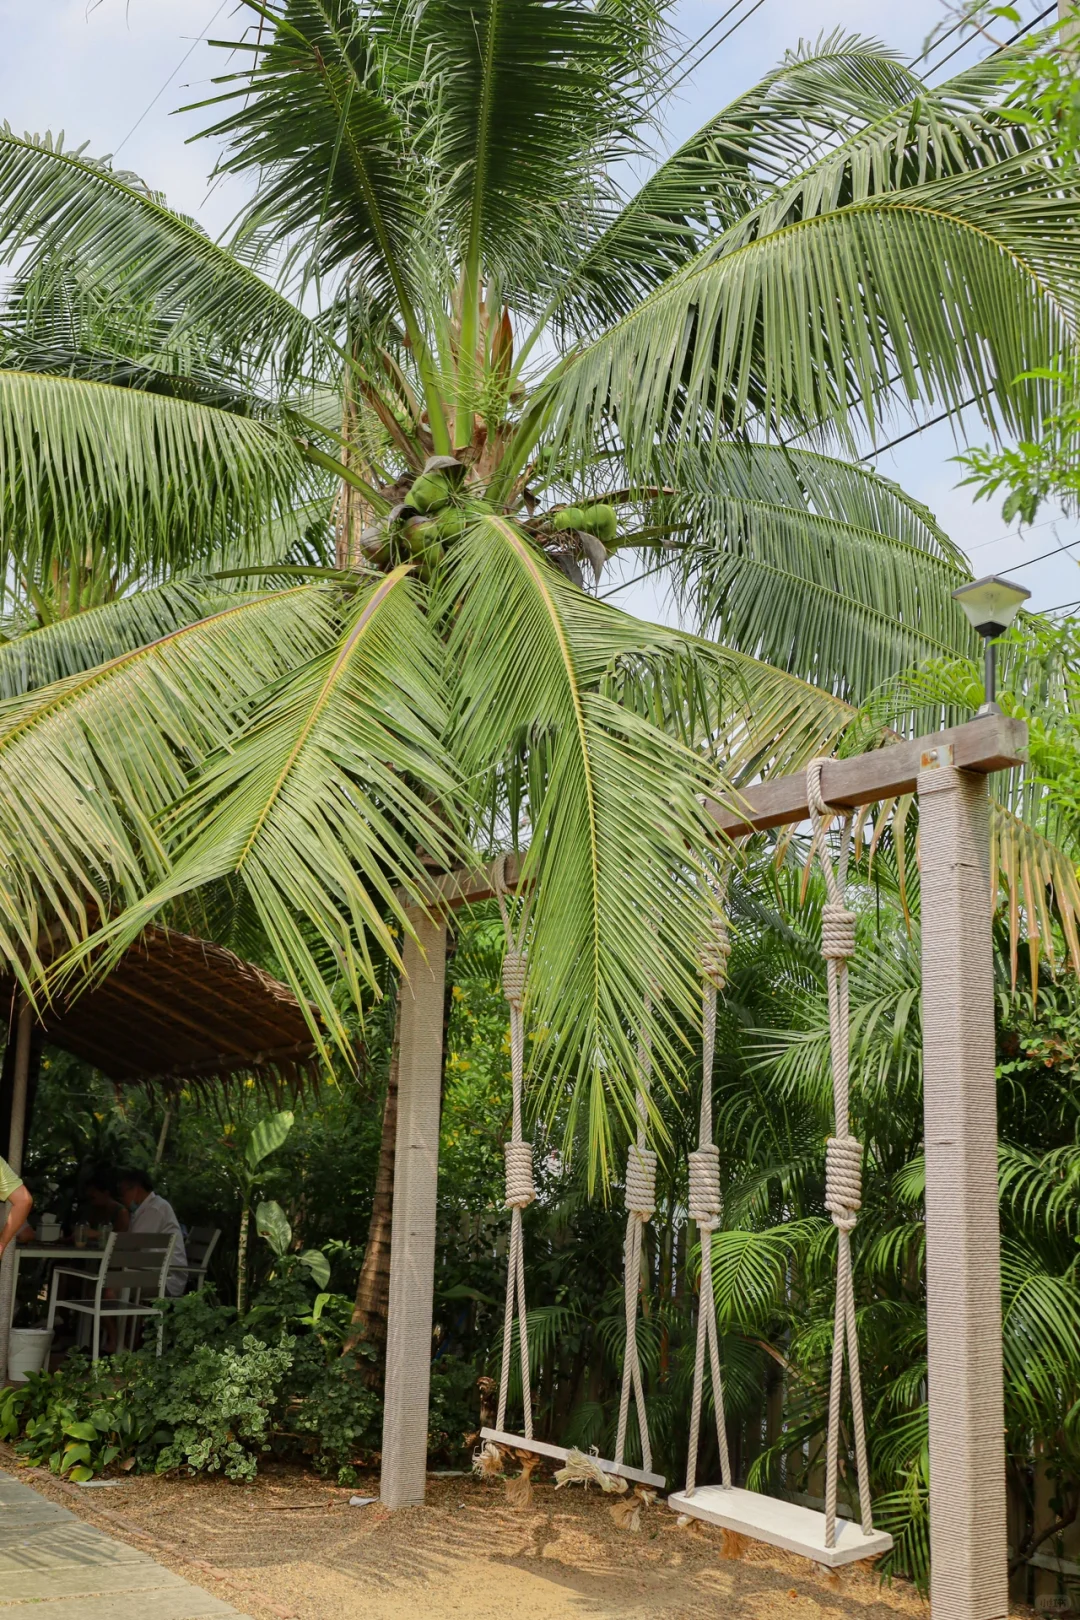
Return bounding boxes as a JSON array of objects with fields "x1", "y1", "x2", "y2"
[
  {"x1": 480, "y1": 1427, "x2": 666, "y2": 1490},
  {"x1": 666, "y1": 1485, "x2": 893, "y2": 1568}
]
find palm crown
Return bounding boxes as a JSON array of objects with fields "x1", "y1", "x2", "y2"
[{"x1": 0, "y1": 3, "x2": 1075, "y2": 1167}]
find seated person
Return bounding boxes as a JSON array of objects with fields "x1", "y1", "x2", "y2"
[
  {"x1": 0, "y1": 1155, "x2": 32, "y2": 1257},
  {"x1": 115, "y1": 1167, "x2": 188, "y2": 1297},
  {"x1": 82, "y1": 1164, "x2": 130, "y2": 1235}
]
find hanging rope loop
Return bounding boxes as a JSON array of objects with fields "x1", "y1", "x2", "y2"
[
  {"x1": 821, "y1": 904, "x2": 857, "y2": 961},
  {"x1": 698, "y1": 914, "x2": 731, "y2": 989},
  {"x1": 824, "y1": 1135, "x2": 862, "y2": 1231},
  {"x1": 687, "y1": 1144, "x2": 722, "y2": 1229},
  {"x1": 806, "y1": 757, "x2": 873, "y2": 1546},
  {"x1": 504, "y1": 1140, "x2": 536, "y2": 1209},
  {"x1": 624, "y1": 1145, "x2": 657, "y2": 1220},
  {"x1": 683, "y1": 869, "x2": 734, "y2": 1497},
  {"x1": 501, "y1": 949, "x2": 527, "y2": 1007},
  {"x1": 493, "y1": 854, "x2": 535, "y2": 1439}
]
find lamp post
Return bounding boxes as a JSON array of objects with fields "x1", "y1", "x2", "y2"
[{"x1": 951, "y1": 574, "x2": 1031, "y2": 715}]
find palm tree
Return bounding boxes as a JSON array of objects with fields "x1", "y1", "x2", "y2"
[{"x1": 0, "y1": 9, "x2": 1075, "y2": 1180}]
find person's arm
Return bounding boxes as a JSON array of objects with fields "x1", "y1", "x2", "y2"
[{"x1": 0, "y1": 1183, "x2": 32, "y2": 1256}]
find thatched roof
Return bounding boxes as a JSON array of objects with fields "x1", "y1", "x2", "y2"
[{"x1": 26, "y1": 928, "x2": 320, "y2": 1091}]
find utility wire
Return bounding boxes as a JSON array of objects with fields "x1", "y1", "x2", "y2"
[
  {"x1": 114, "y1": 0, "x2": 230, "y2": 157},
  {"x1": 985, "y1": 537, "x2": 1080, "y2": 573},
  {"x1": 925, "y1": 1, "x2": 1057, "y2": 81},
  {"x1": 859, "y1": 395, "x2": 984, "y2": 460},
  {"x1": 666, "y1": 0, "x2": 769, "y2": 98},
  {"x1": 661, "y1": 0, "x2": 754, "y2": 87}
]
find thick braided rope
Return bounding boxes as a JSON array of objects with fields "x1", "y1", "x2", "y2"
[
  {"x1": 685, "y1": 895, "x2": 733, "y2": 1496},
  {"x1": 806, "y1": 760, "x2": 872, "y2": 1547},
  {"x1": 615, "y1": 1026, "x2": 654, "y2": 1475},
  {"x1": 494, "y1": 856, "x2": 535, "y2": 1438}
]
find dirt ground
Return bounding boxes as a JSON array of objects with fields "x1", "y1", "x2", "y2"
[{"x1": 2, "y1": 1443, "x2": 948, "y2": 1620}]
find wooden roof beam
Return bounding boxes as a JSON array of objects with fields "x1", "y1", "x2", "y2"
[
  {"x1": 409, "y1": 715, "x2": 1026, "y2": 910},
  {"x1": 709, "y1": 713, "x2": 1026, "y2": 836}
]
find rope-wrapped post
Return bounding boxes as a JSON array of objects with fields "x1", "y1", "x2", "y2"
[
  {"x1": 806, "y1": 759, "x2": 874, "y2": 1548},
  {"x1": 494, "y1": 862, "x2": 536, "y2": 1440}
]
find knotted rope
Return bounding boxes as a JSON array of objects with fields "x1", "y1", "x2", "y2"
[
  {"x1": 684, "y1": 901, "x2": 733, "y2": 1497},
  {"x1": 615, "y1": 1022, "x2": 656, "y2": 1477},
  {"x1": 494, "y1": 856, "x2": 536, "y2": 1439},
  {"x1": 806, "y1": 758, "x2": 873, "y2": 1549}
]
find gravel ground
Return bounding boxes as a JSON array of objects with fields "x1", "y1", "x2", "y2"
[{"x1": 3, "y1": 1447, "x2": 1035, "y2": 1620}]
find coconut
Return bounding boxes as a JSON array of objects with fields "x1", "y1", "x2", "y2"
[
  {"x1": 433, "y1": 506, "x2": 469, "y2": 541},
  {"x1": 407, "y1": 471, "x2": 451, "y2": 513},
  {"x1": 583, "y1": 504, "x2": 617, "y2": 544},
  {"x1": 553, "y1": 506, "x2": 585, "y2": 532}
]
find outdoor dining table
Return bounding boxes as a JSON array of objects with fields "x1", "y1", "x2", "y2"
[{"x1": 7, "y1": 1242, "x2": 100, "y2": 1326}]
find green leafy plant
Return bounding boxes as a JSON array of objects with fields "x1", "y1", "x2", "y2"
[
  {"x1": 136, "y1": 1333, "x2": 295, "y2": 1483},
  {"x1": 256, "y1": 1198, "x2": 331, "y2": 1289},
  {"x1": 228, "y1": 1110, "x2": 294, "y2": 1313}
]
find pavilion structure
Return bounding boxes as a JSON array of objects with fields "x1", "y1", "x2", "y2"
[
  {"x1": 380, "y1": 711, "x2": 1026, "y2": 1620},
  {"x1": 0, "y1": 926, "x2": 319, "y2": 1379}
]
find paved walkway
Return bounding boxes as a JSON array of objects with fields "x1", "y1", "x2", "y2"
[{"x1": 0, "y1": 1469, "x2": 251, "y2": 1617}]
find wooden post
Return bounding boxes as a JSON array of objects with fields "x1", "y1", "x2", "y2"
[
  {"x1": 918, "y1": 752, "x2": 1008, "y2": 1619},
  {"x1": 0, "y1": 995, "x2": 33, "y2": 1383},
  {"x1": 380, "y1": 913, "x2": 448, "y2": 1508}
]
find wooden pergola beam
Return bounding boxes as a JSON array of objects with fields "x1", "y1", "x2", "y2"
[
  {"x1": 402, "y1": 716, "x2": 1026, "y2": 914},
  {"x1": 709, "y1": 712, "x2": 1026, "y2": 836}
]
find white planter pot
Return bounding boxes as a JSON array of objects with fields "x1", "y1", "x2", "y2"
[{"x1": 8, "y1": 1327, "x2": 53, "y2": 1382}]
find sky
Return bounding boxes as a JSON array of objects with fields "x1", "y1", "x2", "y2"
[{"x1": 2, "y1": 0, "x2": 1076, "y2": 627}]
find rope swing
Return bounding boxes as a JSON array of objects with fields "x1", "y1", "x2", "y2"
[
  {"x1": 614, "y1": 1022, "x2": 657, "y2": 1478},
  {"x1": 683, "y1": 895, "x2": 733, "y2": 1497},
  {"x1": 493, "y1": 855, "x2": 535, "y2": 1440},
  {"x1": 806, "y1": 757, "x2": 874, "y2": 1549},
  {"x1": 478, "y1": 857, "x2": 665, "y2": 1492},
  {"x1": 667, "y1": 771, "x2": 890, "y2": 1567}
]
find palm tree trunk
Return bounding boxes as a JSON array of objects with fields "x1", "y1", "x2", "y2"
[{"x1": 346, "y1": 981, "x2": 402, "y2": 1359}]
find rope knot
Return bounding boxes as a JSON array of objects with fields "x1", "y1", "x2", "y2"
[
  {"x1": 504, "y1": 1140, "x2": 536, "y2": 1208},
  {"x1": 699, "y1": 916, "x2": 731, "y2": 989},
  {"x1": 501, "y1": 950, "x2": 527, "y2": 1007},
  {"x1": 824, "y1": 1135, "x2": 862, "y2": 1231},
  {"x1": 821, "y1": 904, "x2": 856, "y2": 961},
  {"x1": 624, "y1": 1145, "x2": 657, "y2": 1220},
  {"x1": 687, "y1": 1143, "x2": 722, "y2": 1229}
]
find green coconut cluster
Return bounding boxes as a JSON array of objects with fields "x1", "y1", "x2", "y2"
[
  {"x1": 552, "y1": 503, "x2": 617, "y2": 544},
  {"x1": 361, "y1": 455, "x2": 473, "y2": 575}
]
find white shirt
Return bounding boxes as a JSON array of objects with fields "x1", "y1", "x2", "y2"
[{"x1": 129, "y1": 1191, "x2": 188, "y2": 1297}]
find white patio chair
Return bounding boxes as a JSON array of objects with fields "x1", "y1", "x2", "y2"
[
  {"x1": 46, "y1": 1230, "x2": 177, "y2": 1361},
  {"x1": 169, "y1": 1226, "x2": 220, "y2": 1293}
]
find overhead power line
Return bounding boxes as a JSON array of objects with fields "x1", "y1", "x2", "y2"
[
  {"x1": 665, "y1": 0, "x2": 769, "y2": 98},
  {"x1": 859, "y1": 396, "x2": 984, "y2": 461},
  {"x1": 114, "y1": 0, "x2": 230, "y2": 157},
  {"x1": 925, "y1": 1, "x2": 1058, "y2": 81}
]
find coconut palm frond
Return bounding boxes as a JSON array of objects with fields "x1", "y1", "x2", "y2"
[
  {"x1": 545, "y1": 32, "x2": 929, "y2": 336},
  {"x1": 445, "y1": 515, "x2": 729, "y2": 1180},
  {"x1": 0, "y1": 125, "x2": 317, "y2": 379},
  {"x1": 0, "y1": 584, "x2": 338, "y2": 985},
  {"x1": 412, "y1": 0, "x2": 664, "y2": 307},
  {"x1": 654, "y1": 444, "x2": 975, "y2": 705},
  {"x1": 194, "y1": 0, "x2": 427, "y2": 321},
  {"x1": 63, "y1": 568, "x2": 462, "y2": 1050},
  {"x1": 542, "y1": 151, "x2": 1074, "y2": 467},
  {"x1": 0, "y1": 369, "x2": 310, "y2": 583},
  {"x1": 0, "y1": 578, "x2": 236, "y2": 697}
]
